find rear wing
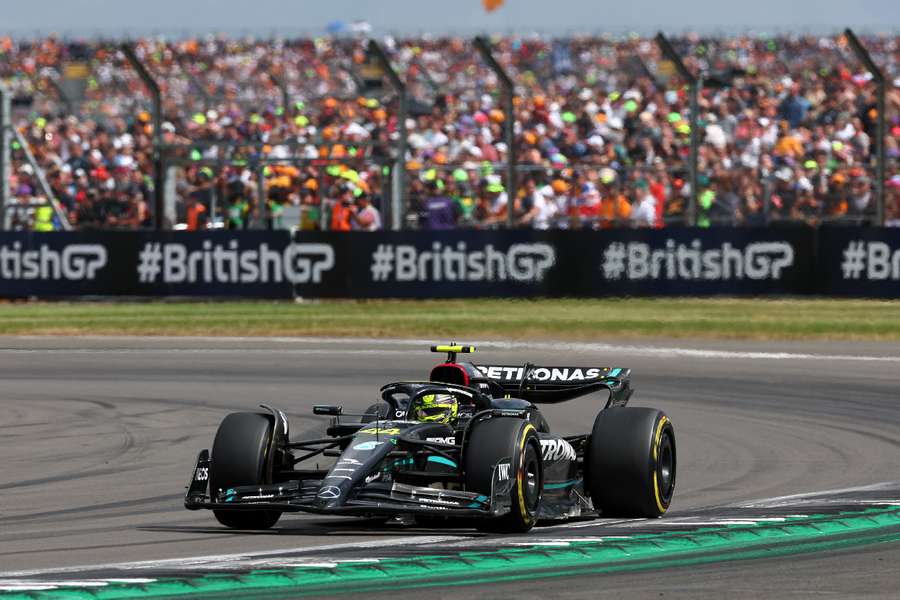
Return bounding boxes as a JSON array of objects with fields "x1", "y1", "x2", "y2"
[{"x1": 474, "y1": 364, "x2": 633, "y2": 407}]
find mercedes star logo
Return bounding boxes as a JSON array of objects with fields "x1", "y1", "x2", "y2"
[{"x1": 317, "y1": 485, "x2": 341, "y2": 499}]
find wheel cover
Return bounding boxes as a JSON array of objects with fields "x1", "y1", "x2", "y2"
[
  {"x1": 657, "y1": 430, "x2": 675, "y2": 503},
  {"x1": 522, "y1": 442, "x2": 541, "y2": 511}
]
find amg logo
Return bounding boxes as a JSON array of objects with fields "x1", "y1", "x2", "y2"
[
  {"x1": 477, "y1": 366, "x2": 605, "y2": 382},
  {"x1": 426, "y1": 436, "x2": 456, "y2": 444},
  {"x1": 541, "y1": 439, "x2": 576, "y2": 462}
]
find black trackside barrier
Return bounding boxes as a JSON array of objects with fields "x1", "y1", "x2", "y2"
[
  {"x1": 817, "y1": 227, "x2": 900, "y2": 298},
  {"x1": 292, "y1": 228, "x2": 816, "y2": 298},
  {"x1": 0, "y1": 231, "x2": 295, "y2": 298},
  {"x1": 0, "y1": 228, "x2": 834, "y2": 299},
  {"x1": 4, "y1": 227, "x2": 900, "y2": 299}
]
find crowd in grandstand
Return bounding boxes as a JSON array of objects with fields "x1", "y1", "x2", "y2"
[{"x1": 1, "y1": 33, "x2": 898, "y2": 231}]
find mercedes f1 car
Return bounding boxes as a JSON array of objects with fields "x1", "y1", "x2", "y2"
[{"x1": 185, "y1": 345, "x2": 676, "y2": 533}]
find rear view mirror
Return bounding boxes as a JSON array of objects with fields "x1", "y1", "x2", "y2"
[{"x1": 313, "y1": 405, "x2": 343, "y2": 416}]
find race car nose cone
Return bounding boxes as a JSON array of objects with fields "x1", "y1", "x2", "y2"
[{"x1": 316, "y1": 484, "x2": 344, "y2": 507}]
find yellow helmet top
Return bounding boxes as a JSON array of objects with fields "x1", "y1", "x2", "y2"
[{"x1": 411, "y1": 393, "x2": 458, "y2": 424}]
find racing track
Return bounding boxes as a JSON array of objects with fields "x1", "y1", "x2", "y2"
[{"x1": 0, "y1": 335, "x2": 899, "y2": 598}]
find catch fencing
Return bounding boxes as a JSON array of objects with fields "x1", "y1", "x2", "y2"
[{"x1": 0, "y1": 227, "x2": 895, "y2": 298}]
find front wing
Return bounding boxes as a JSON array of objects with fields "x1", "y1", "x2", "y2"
[{"x1": 184, "y1": 450, "x2": 514, "y2": 519}]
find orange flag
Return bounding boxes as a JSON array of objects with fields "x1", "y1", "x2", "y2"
[{"x1": 483, "y1": 0, "x2": 504, "y2": 12}]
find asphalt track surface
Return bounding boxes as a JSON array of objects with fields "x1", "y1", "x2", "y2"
[{"x1": 0, "y1": 335, "x2": 899, "y2": 597}]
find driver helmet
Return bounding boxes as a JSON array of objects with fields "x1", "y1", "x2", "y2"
[{"x1": 411, "y1": 393, "x2": 458, "y2": 425}]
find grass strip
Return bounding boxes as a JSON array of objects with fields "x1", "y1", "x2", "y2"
[{"x1": 0, "y1": 298, "x2": 898, "y2": 340}]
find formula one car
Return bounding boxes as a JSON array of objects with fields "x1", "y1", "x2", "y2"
[{"x1": 185, "y1": 345, "x2": 676, "y2": 533}]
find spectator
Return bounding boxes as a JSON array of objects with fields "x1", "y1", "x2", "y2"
[
  {"x1": 480, "y1": 177, "x2": 509, "y2": 227},
  {"x1": 0, "y1": 33, "x2": 895, "y2": 230},
  {"x1": 421, "y1": 180, "x2": 460, "y2": 230},
  {"x1": 779, "y1": 84, "x2": 812, "y2": 129},
  {"x1": 353, "y1": 193, "x2": 382, "y2": 231},
  {"x1": 515, "y1": 178, "x2": 556, "y2": 229},
  {"x1": 329, "y1": 185, "x2": 355, "y2": 231},
  {"x1": 185, "y1": 194, "x2": 207, "y2": 231},
  {"x1": 846, "y1": 174, "x2": 875, "y2": 222},
  {"x1": 886, "y1": 177, "x2": 900, "y2": 227},
  {"x1": 630, "y1": 180, "x2": 657, "y2": 227},
  {"x1": 598, "y1": 180, "x2": 632, "y2": 228},
  {"x1": 791, "y1": 181, "x2": 822, "y2": 225}
]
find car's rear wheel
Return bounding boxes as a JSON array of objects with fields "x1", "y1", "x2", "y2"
[
  {"x1": 586, "y1": 407, "x2": 676, "y2": 517},
  {"x1": 210, "y1": 412, "x2": 281, "y2": 529},
  {"x1": 464, "y1": 417, "x2": 542, "y2": 533}
]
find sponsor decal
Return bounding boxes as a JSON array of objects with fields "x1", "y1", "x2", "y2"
[
  {"x1": 338, "y1": 458, "x2": 363, "y2": 466},
  {"x1": 365, "y1": 472, "x2": 381, "y2": 484},
  {"x1": 317, "y1": 486, "x2": 342, "y2": 499},
  {"x1": 541, "y1": 438, "x2": 577, "y2": 462},
  {"x1": 601, "y1": 239, "x2": 794, "y2": 281},
  {"x1": 330, "y1": 468, "x2": 356, "y2": 473},
  {"x1": 403, "y1": 486, "x2": 463, "y2": 507},
  {"x1": 353, "y1": 441, "x2": 385, "y2": 451},
  {"x1": 369, "y1": 242, "x2": 555, "y2": 283},
  {"x1": 0, "y1": 243, "x2": 107, "y2": 281},
  {"x1": 241, "y1": 493, "x2": 276, "y2": 501},
  {"x1": 136, "y1": 241, "x2": 334, "y2": 284},
  {"x1": 395, "y1": 409, "x2": 406, "y2": 418},
  {"x1": 477, "y1": 365, "x2": 604, "y2": 382},
  {"x1": 194, "y1": 467, "x2": 209, "y2": 481},
  {"x1": 426, "y1": 436, "x2": 457, "y2": 444},
  {"x1": 416, "y1": 496, "x2": 461, "y2": 507},
  {"x1": 359, "y1": 427, "x2": 401, "y2": 435},
  {"x1": 497, "y1": 462, "x2": 511, "y2": 481},
  {"x1": 840, "y1": 241, "x2": 900, "y2": 281}
]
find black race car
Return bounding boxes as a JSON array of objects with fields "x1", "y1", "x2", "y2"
[{"x1": 185, "y1": 344, "x2": 676, "y2": 533}]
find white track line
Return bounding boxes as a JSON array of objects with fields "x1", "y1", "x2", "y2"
[
  {"x1": 5, "y1": 335, "x2": 900, "y2": 363},
  {"x1": 0, "y1": 579, "x2": 158, "y2": 592},
  {"x1": 0, "y1": 348, "x2": 417, "y2": 356},
  {"x1": 734, "y1": 481, "x2": 900, "y2": 508},
  {"x1": 0, "y1": 535, "x2": 466, "y2": 578}
]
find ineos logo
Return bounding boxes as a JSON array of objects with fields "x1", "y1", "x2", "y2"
[
  {"x1": 194, "y1": 467, "x2": 208, "y2": 481},
  {"x1": 317, "y1": 486, "x2": 341, "y2": 499}
]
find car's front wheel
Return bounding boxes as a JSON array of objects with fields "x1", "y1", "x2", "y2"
[
  {"x1": 209, "y1": 412, "x2": 281, "y2": 529},
  {"x1": 464, "y1": 417, "x2": 542, "y2": 533}
]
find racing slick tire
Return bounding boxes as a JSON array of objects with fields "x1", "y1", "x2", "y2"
[
  {"x1": 465, "y1": 417, "x2": 542, "y2": 533},
  {"x1": 210, "y1": 412, "x2": 281, "y2": 530},
  {"x1": 361, "y1": 402, "x2": 393, "y2": 423},
  {"x1": 586, "y1": 407, "x2": 676, "y2": 518}
]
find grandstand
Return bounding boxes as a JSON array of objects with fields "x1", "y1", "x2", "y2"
[{"x1": 0, "y1": 33, "x2": 897, "y2": 231}]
